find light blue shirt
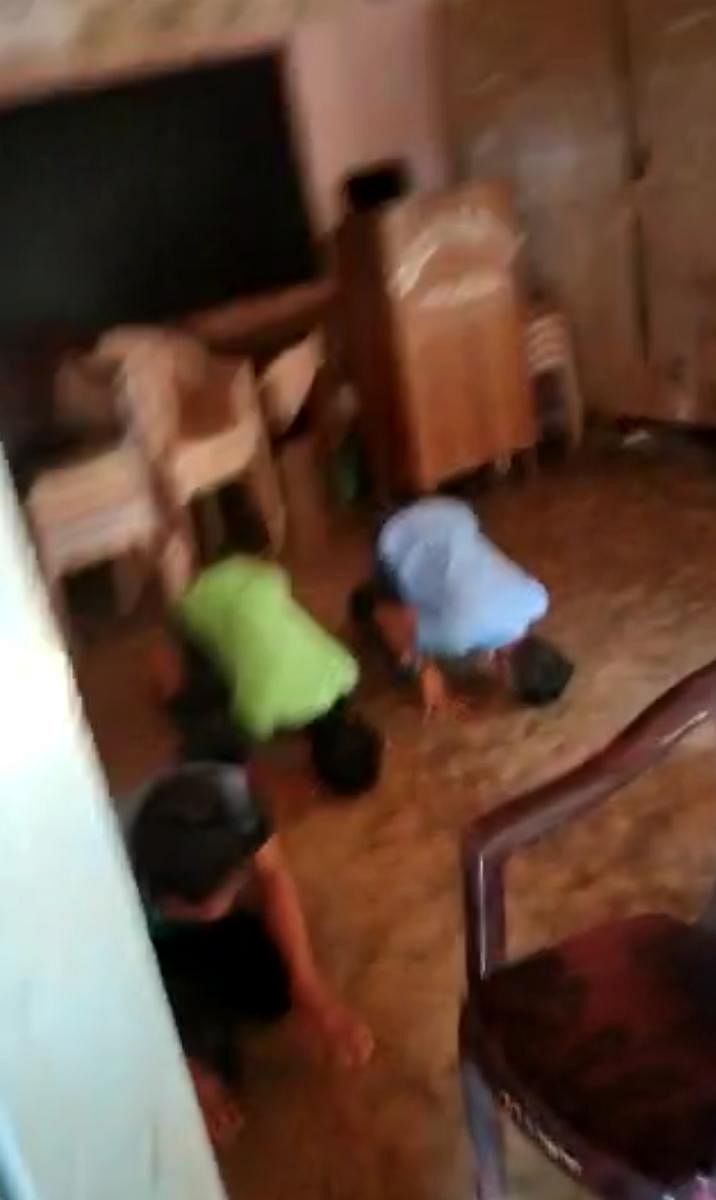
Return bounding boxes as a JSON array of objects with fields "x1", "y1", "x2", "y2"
[{"x1": 377, "y1": 498, "x2": 549, "y2": 657}]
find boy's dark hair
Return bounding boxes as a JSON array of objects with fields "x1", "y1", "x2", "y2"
[
  {"x1": 130, "y1": 765, "x2": 270, "y2": 904},
  {"x1": 307, "y1": 700, "x2": 383, "y2": 797},
  {"x1": 510, "y1": 635, "x2": 574, "y2": 706}
]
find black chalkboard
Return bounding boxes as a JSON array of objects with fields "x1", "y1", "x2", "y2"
[{"x1": 0, "y1": 52, "x2": 317, "y2": 337}]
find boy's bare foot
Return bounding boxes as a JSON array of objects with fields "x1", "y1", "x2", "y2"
[
  {"x1": 419, "y1": 662, "x2": 450, "y2": 718},
  {"x1": 188, "y1": 1059, "x2": 244, "y2": 1146}
]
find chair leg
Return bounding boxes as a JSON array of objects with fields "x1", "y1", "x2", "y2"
[
  {"x1": 112, "y1": 551, "x2": 144, "y2": 618},
  {"x1": 246, "y1": 438, "x2": 286, "y2": 554},
  {"x1": 159, "y1": 525, "x2": 196, "y2": 601},
  {"x1": 197, "y1": 491, "x2": 225, "y2": 561},
  {"x1": 461, "y1": 1063, "x2": 507, "y2": 1200},
  {"x1": 561, "y1": 359, "x2": 584, "y2": 450}
]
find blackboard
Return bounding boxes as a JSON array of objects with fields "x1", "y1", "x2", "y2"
[{"x1": 0, "y1": 52, "x2": 317, "y2": 338}]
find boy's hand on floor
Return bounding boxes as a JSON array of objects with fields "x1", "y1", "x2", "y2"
[{"x1": 295, "y1": 988, "x2": 375, "y2": 1069}]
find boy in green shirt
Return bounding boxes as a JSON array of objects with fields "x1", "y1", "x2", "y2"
[{"x1": 156, "y1": 555, "x2": 383, "y2": 797}]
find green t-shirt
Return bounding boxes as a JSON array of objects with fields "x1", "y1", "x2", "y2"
[{"x1": 177, "y1": 557, "x2": 359, "y2": 740}]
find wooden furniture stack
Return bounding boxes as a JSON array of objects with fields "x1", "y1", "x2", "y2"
[
  {"x1": 94, "y1": 328, "x2": 285, "y2": 580},
  {"x1": 27, "y1": 329, "x2": 288, "y2": 636},
  {"x1": 337, "y1": 181, "x2": 536, "y2": 496}
]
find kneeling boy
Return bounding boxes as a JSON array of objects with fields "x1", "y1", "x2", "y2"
[
  {"x1": 352, "y1": 497, "x2": 573, "y2": 714},
  {"x1": 127, "y1": 762, "x2": 374, "y2": 1143},
  {"x1": 156, "y1": 554, "x2": 383, "y2": 797}
]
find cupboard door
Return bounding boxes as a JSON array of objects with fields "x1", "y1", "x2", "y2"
[
  {"x1": 629, "y1": 0, "x2": 716, "y2": 424},
  {"x1": 446, "y1": 0, "x2": 644, "y2": 416}
]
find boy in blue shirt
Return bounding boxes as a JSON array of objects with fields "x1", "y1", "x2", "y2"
[{"x1": 352, "y1": 498, "x2": 573, "y2": 714}]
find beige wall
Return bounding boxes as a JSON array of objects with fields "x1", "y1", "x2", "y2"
[
  {"x1": 291, "y1": 1, "x2": 449, "y2": 231},
  {"x1": 0, "y1": 0, "x2": 334, "y2": 63}
]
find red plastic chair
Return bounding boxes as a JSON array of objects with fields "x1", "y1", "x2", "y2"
[{"x1": 461, "y1": 660, "x2": 716, "y2": 1200}]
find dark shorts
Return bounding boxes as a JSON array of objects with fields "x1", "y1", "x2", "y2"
[
  {"x1": 165, "y1": 625, "x2": 251, "y2": 764},
  {"x1": 168, "y1": 623, "x2": 351, "y2": 755},
  {"x1": 153, "y1": 909, "x2": 291, "y2": 1082},
  {"x1": 349, "y1": 556, "x2": 415, "y2": 683}
]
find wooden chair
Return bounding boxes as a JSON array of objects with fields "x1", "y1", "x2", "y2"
[
  {"x1": 525, "y1": 308, "x2": 584, "y2": 449},
  {"x1": 257, "y1": 331, "x2": 324, "y2": 438},
  {"x1": 25, "y1": 441, "x2": 166, "y2": 635},
  {"x1": 257, "y1": 333, "x2": 337, "y2": 558},
  {"x1": 93, "y1": 327, "x2": 286, "y2": 587},
  {"x1": 461, "y1": 659, "x2": 716, "y2": 1200}
]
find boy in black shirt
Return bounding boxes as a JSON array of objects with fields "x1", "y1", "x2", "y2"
[{"x1": 127, "y1": 762, "x2": 373, "y2": 1143}]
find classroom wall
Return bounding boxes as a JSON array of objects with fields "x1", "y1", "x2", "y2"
[
  {"x1": 290, "y1": 0, "x2": 448, "y2": 232},
  {"x1": 0, "y1": 452, "x2": 226, "y2": 1200},
  {"x1": 446, "y1": 0, "x2": 716, "y2": 424}
]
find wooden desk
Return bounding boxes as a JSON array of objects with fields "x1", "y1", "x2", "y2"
[{"x1": 182, "y1": 278, "x2": 335, "y2": 368}]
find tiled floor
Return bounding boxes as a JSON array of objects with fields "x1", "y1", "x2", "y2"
[{"x1": 77, "y1": 438, "x2": 716, "y2": 1199}]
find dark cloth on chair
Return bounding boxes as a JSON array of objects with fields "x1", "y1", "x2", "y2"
[{"x1": 475, "y1": 913, "x2": 716, "y2": 1190}]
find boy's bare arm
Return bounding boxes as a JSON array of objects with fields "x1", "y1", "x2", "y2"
[
  {"x1": 253, "y1": 836, "x2": 323, "y2": 1000},
  {"x1": 373, "y1": 603, "x2": 450, "y2": 714},
  {"x1": 253, "y1": 836, "x2": 374, "y2": 1067}
]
